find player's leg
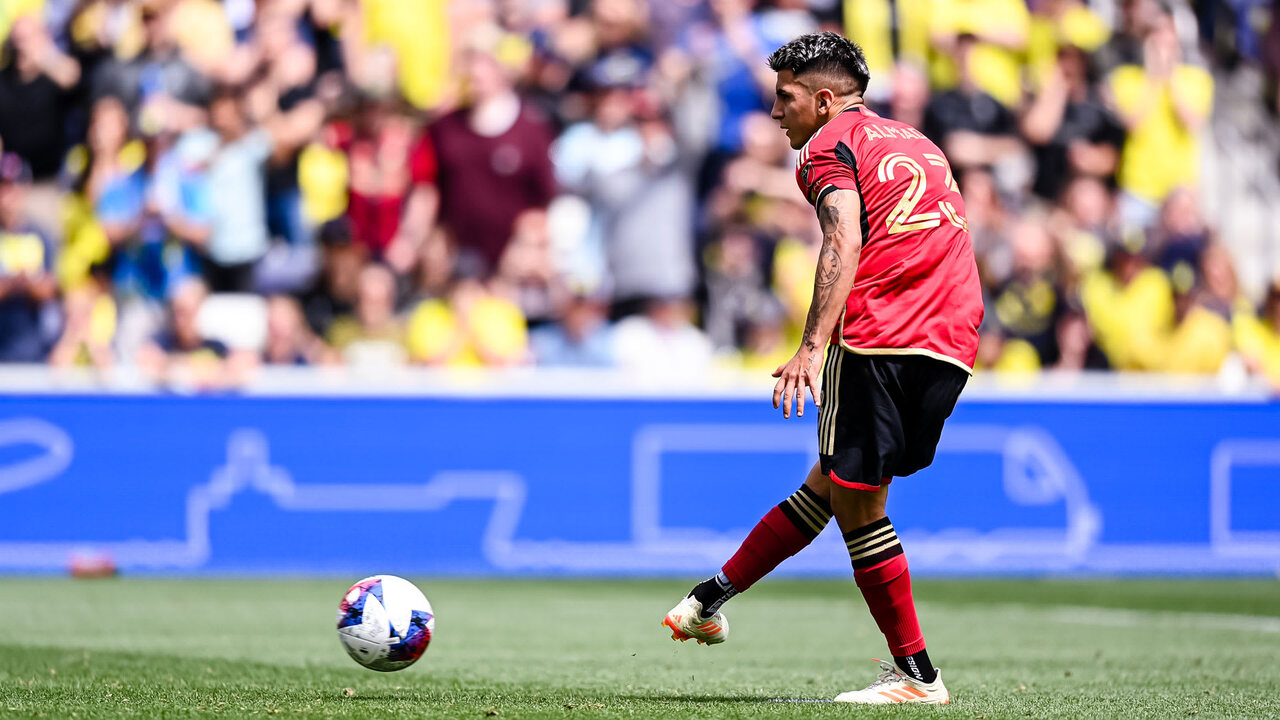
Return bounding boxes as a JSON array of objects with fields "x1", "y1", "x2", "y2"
[
  {"x1": 662, "y1": 461, "x2": 835, "y2": 644},
  {"x1": 830, "y1": 481, "x2": 938, "y2": 677},
  {"x1": 829, "y1": 481, "x2": 947, "y2": 703},
  {"x1": 826, "y1": 354, "x2": 966, "y2": 704}
]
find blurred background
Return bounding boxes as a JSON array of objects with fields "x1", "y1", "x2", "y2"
[
  {"x1": 0, "y1": 0, "x2": 1277, "y2": 578},
  {"x1": 0, "y1": 0, "x2": 1276, "y2": 384}
]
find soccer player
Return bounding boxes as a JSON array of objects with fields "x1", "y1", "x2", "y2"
[{"x1": 662, "y1": 32, "x2": 983, "y2": 705}]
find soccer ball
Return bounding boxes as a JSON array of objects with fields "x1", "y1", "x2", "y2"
[{"x1": 336, "y1": 575, "x2": 435, "y2": 671}]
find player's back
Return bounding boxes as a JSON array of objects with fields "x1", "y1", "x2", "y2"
[{"x1": 796, "y1": 108, "x2": 983, "y2": 372}]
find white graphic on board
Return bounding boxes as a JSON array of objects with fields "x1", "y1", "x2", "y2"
[
  {"x1": 1209, "y1": 439, "x2": 1280, "y2": 559},
  {"x1": 0, "y1": 423, "x2": 1111, "y2": 571}
]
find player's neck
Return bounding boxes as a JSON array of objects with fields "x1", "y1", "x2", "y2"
[{"x1": 822, "y1": 96, "x2": 866, "y2": 123}]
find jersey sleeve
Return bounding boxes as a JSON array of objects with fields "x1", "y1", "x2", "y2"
[{"x1": 797, "y1": 137, "x2": 859, "y2": 210}]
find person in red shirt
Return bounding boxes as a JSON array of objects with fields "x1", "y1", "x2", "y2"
[
  {"x1": 326, "y1": 95, "x2": 438, "y2": 273},
  {"x1": 662, "y1": 32, "x2": 983, "y2": 705},
  {"x1": 429, "y1": 48, "x2": 558, "y2": 277}
]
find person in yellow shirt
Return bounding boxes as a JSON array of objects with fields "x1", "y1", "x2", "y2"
[
  {"x1": 347, "y1": 0, "x2": 451, "y2": 109},
  {"x1": 1026, "y1": 0, "x2": 1110, "y2": 87},
  {"x1": 406, "y1": 278, "x2": 529, "y2": 367},
  {"x1": 1080, "y1": 240, "x2": 1174, "y2": 371},
  {"x1": 1234, "y1": 281, "x2": 1280, "y2": 388},
  {"x1": 0, "y1": 0, "x2": 44, "y2": 45},
  {"x1": 929, "y1": 0, "x2": 1030, "y2": 107},
  {"x1": 1155, "y1": 286, "x2": 1232, "y2": 375},
  {"x1": 843, "y1": 0, "x2": 932, "y2": 101},
  {"x1": 48, "y1": 276, "x2": 117, "y2": 369},
  {"x1": 1107, "y1": 11, "x2": 1212, "y2": 225}
]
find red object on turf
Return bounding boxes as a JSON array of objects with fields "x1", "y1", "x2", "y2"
[
  {"x1": 721, "y1": 506, "x2": 815, "y2": 591},
  {"x1": 855, "y1": 553, "x2": 926, "y2": 656}
]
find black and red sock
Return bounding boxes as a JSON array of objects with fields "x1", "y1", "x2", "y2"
[
  {"x1": 845, "y1": 516, "x2": 937, "y2": 684},
  {"x1": 689, "y1": 485, "x2": 832, "y2": 618}
]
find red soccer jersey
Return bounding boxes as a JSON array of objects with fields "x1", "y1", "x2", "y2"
[{"x1": 795, "y1": 107, "x2": 984, "y2": 372}]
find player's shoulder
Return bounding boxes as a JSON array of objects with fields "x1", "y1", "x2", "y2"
[{"x1": 800, "y1": 109, "x2": 932, "y2": 164}]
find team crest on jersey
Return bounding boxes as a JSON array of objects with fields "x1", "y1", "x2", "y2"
[{"x1": 800, "y1": 161, "x2": 814, "y2": 190}]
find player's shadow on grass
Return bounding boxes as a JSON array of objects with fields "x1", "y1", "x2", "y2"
[{"x1": 633, "y1": 693, "x2": 833, "y2": 704}]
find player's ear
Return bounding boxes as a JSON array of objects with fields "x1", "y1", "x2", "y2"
[{"x1": 815, "y1": 88, "x2": 836, "y2": 115}]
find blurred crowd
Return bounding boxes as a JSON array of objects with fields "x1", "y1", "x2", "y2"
[{"x1": 2, "y1": 0, "x2": 1280, "y2": 390}]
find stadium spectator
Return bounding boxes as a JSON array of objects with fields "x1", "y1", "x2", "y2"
[
  {"x1": 551, "y1": 66, "x2": 697, "y2": 315},
  {"x1": 0, "y1": 15, "x2": 81, "y2": 182},
  {"x1": 456, "y1": 278, "x2": 531, "y2": 367},
  {"x1": 923, "y1": 34, "x2": 1024, "y2": 173},
  {"x1": 48, "y1": 276, "x2": 116, "y2": 370},
  {"x1": 529, "y1": 291, "x2": 615, "y2": 367},
  {"x1": 1020, "y1": 43, "x2": 1124, "y2": 201},
  {"x1": 1097, "y1": 0, "x2": 1164, "y2": 71},
  {"x1": 660, "y1": 0, "x2": 814, "y2": 193},
  {"x1": 885, "y1": 63, "x2": 931, "y2": 130},
  {"x1": 91, "y1": 0, "x2": 211, "y2": 136},
  {"x1": 136, "y1": 278, "x2": 242, "y2": 389},
  {"x1": 61, "y1": 96, "x2": 150, "y2": 297},
  {"x1": 1026, "y1": 0, "x2": 1111, "y2": 83},
  {"x1": 0, "y1": 153, "x2": 58, "y2": 362},
  {"x1": 299, "y1": 219, "x2": 362, "y2": 339},
  {"x1": 730, "y1": 294, "x2": 792, "y2": 374},
  {"x1": 613, "y1": 295, "x2": 714, "y2": 379},
  {"x1": 929, "y1": 0, "x2": 1031, "y2": 108},
  {"x1": 1235, "y1": 279, "x2": 1280, "y2": 387},
  {"x1": 702, "y1": 224, "x2": 775, "y2": 351},
  {"x1": 1156, "y1": 276, "x2": 1233, "y2": 374},
  {"x1": 1050, "y1": 306, "x2": 1110, "y2": 371},
  {"x1": 195, "y1": 89, "x2": 272, "y2": 292},
  {"x1": 1150, "y1": 187, "x2": 1211, "y2": 287},
  {"x1": 405, "y1": 276, "x2": 530, "y2": 367},
  {"x1": 1107, "y1": 9, "x2": 1213, "y2": 226},
  {"x1": 991, "y1": 220, "x2": 1064, "y2": 366},
  {"x1": 430, "y1": 44, "x2": 557, "y2": 276},
  {"x1": 1049, "y1": 175, "x2": 1114, "y2": 282},
  {"x1": 326, "y1": 262, "x2": 406, "y2": 366},
  {"x1": 325, "y1": 92, "x2": 437, "y2": 271},
  {"x1": 143, "y1": 120, "x2": 212, "y2": 291},
  {"x1": 1081, "y1": 239, "x2": 1175, "y2": 370},
  {"x1": 961, "y1": 166, "x2": 1015, "y2": 289},
  {"x1": 491, "y1": 206, "x2": 564, "y2": 325},
  {"x1": 261, "y1": 294, "x2": 321, "y2": 366},
  {"x1": 244, "y1": 0, "x2": 328, "y2": 252}
]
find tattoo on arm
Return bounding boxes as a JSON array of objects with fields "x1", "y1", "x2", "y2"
[
  {"x1": 816, "y1": 245, "x2": 841, "y2": 287},
  {"x1": 800, "y1": 191, "x2": 861, "y2": 351},
  {"x1": 815, "y1": 201, "x2": 842, "y2": 287}
]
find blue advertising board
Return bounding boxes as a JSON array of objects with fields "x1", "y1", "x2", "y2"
[{"x1": 0, "y1": 391, "x2": 1277, "y2": 576}]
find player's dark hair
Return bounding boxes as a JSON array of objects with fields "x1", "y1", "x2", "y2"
[{"x1": 767, "y1": 32, "x2": 870, "y2": 96}]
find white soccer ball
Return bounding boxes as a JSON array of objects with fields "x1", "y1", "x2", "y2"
[{"x1": 336, "y1": 575, "x2": 435, "y2": 671}]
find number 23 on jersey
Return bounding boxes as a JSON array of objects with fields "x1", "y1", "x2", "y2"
[{"x1": 876, "y1": 152, "x2": 968, "y2": 235}]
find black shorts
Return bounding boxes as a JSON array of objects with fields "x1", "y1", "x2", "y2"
[{"x1": 817, "y1": 345, "x2": 968, "y2": 491}]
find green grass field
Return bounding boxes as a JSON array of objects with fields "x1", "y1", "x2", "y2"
[{"x1": 1, "y1": 578, "x2": 1278, "y2": 719}]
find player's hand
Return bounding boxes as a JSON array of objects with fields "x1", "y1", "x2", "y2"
[{"x1": 772, "y1": 345, "x2": 823, "y2": 419}]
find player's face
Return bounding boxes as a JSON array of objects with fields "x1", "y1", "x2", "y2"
[{"x1": 771, "y1": 70, "x2": 819, "y2": 149}]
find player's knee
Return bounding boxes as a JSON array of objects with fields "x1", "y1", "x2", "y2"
[{"x1": 829, "y1": 482, "x2": 888, "y2": 530}]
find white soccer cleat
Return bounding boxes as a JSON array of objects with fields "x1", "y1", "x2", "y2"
[
  {"x1": 661, "y1": 596, "x2": 728, "y2": 645},
  {"x1": 833, "y1": 659, "x2": 950, "y2": 704}
]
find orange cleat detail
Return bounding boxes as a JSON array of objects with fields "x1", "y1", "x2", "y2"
[
  {"x1": 661, "y1": 596, "x2": 728, "y2": 645},
  {"x1": 663, "y1": 616, "x2": 693, "y2": 642}
]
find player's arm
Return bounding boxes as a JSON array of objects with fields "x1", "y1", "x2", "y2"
[{"x1": 772, "y1": 188, "x2": 863, "y2": 419}]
